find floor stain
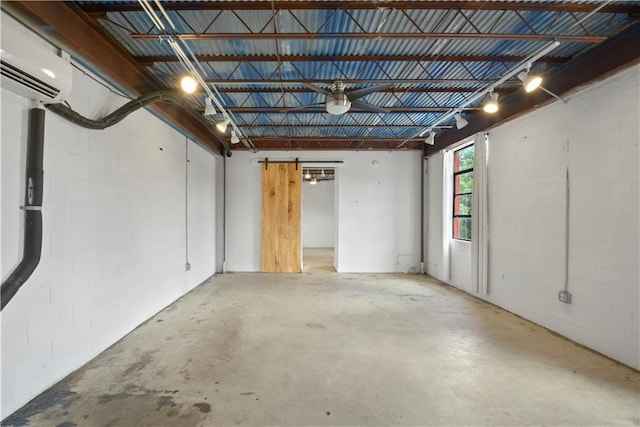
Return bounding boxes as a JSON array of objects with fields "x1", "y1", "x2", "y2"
[
  {"x1": 98, "y1": 393, "x2": 131, "y2": 404},
  {"x1": 55, "y1": 422, "x2": 77, "y2": 427},
  {"x1": 156, "y1": 396, "x2": 177, "y2": 411},
  {"x1": 193, "y1": 402, "x2": 211, "y2": 413},
  {"x1": 306, "y1": 322, "x2": 325, "y2": 329},
  {"x1": 240, "y1": 392, "x2": 255, "y2": 396},
  {"x1": 121, "y1": 351, "x2": 155, "y2": 378},
  {"x1": 2, "y1": 388, "x2": 78, "y2": 426}
]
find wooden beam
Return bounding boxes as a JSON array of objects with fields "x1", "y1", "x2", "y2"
[
  {"x1": 425, "y1": 23, "x2": 640, "y2": 156},
  {"x1": 1, "y1": 1, "x2": 226, "y2": 156}
]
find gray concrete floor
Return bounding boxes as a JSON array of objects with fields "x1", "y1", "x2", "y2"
[
  {"x1": 303, "y1": 247, "x2": 335, "y2": 273},
  {"x1": 3, "y1": 262, "x2": 639, "y2": 426}
]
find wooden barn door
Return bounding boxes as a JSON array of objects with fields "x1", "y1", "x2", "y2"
[{"x1": 261, "y1": 163, "x2": 302, "y2": 272}]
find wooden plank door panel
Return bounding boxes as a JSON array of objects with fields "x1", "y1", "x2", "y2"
[{"x1": 262, "y1": 163, "x2": 301, "y2": 272}]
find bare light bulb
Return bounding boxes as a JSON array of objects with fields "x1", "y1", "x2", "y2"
[{"x1": 180, "y1": 75, "x2": 198, "y2": 94}]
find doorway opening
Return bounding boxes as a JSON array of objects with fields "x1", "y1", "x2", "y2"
[{"x1": 302, "y1": 167, "x2": 336, "y2": 272}]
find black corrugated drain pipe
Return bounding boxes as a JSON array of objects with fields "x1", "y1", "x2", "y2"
[{"x1": 1, "y1": 106, "x2": 45, "y2": 310}]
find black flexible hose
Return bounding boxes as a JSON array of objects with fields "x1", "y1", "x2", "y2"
[
  {"x1": 1, "y1": 108, "x2": 45, "y2": 310},
  {"x1": 46, "y1": 91, "x2": 231, "y2": 154}
]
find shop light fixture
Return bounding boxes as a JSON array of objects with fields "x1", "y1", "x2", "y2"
[
  {"x1": 483, "y1": 92, "x2": 499, "y2": 113},
  {"x1": 204, "y1": 97, "x2": 216, "y2": 116},
  {"x1": 230, "y1": 129, "x2": 240, "y2": 144},
  {"x1": 216, "y1": 116, "x2": 230, "y2": 133},
  {"x1": 518, "y1": 70, "x2": 543, "y2": 92},
  {"x1": 454, "y1": 112, "x2": 469, "y2": 129}
]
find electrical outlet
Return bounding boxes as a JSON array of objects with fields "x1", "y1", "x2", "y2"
[
  {"x1": 185, "y1": 263, "x2": 191, "y2": 271},
  {"x1": 558, "y1": 290, "x2": 572, "y2": 304}
]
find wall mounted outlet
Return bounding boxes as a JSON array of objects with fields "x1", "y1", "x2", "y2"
[
  {"x1": 558, "y1": 290, "x2": 572, "y2": 304},
  {"x1": 185, "y1": 263, "x2": 191, "y2": 271}
]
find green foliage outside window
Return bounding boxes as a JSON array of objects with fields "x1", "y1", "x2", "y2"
[{"x1": 453, "y1": 144, "x2": 474, "y2": 240}]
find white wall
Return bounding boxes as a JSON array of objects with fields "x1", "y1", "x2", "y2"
[
  {"x1": 426, "y1": 65, "x2": 640, "y2": 369},
  {"x1": 302, "y1": 180, "x2": 334, "y2": 248},
  {"x1": 1, "y1": 49, "x2": 218, "y2": 417},
  {"x1": 225, "y1": 151, "x2": 421, "y2": 273}
]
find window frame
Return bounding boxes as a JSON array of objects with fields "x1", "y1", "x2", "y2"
[{"x1": 452, "y1": 143, "x2": 474, "y2": 241}]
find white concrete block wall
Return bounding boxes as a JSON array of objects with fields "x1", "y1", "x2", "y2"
[
  {"x1": 1, "y1": 61, "x2": 218, "y2": 416},
  {"x1": 302, "y1": 180, "x2": 335, "y2": 248},
  {"x1": 225, "y1": 151, "x2": 421, "y2": 273},
  {"x1": 426, "y1": 65, "x2": 640, "y2": 369},
  {"x1": 425, "y1": 152, "x2": 444, "y2": 280}
]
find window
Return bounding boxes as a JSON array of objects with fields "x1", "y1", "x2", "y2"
[{"x1": 453, "y1": 144, "x2": 474, "y2": 240}]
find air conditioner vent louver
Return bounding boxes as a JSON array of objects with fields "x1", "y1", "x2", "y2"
[
  {"x1": 1, "y1": 60, "x2": 61, "y2": 100},
  {"x1": 1, "y1": 12, "x2": 72, "y2": 103}
]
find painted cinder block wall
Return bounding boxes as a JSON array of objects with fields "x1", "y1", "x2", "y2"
[
  {"x1": 225, "y1": 151, "x2": 422, "y2": 273},
  {"x1": 1, "y1": 62, "x2": 219, "y2": 417},
  {"x1": 426, "y1": 65, "x2": 640, "y2": 369}
]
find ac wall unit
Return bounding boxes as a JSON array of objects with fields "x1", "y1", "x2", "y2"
[{"x1": 0, "y1": 17, "x2": 72, "y2": 104}]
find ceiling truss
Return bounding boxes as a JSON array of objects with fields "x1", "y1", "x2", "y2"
[{"x1": 5, "y1": 1, "x2": 640, "y2": 152}]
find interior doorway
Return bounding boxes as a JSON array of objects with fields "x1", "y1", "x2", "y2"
[{"x1": 302, "y1": 167, "x2": 336, "y2": 272}]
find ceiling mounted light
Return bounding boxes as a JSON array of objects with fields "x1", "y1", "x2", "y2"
[
  {"x1": 309, "y1": 177, "x2": 318, "y2": 185},
  {"x1": 483, "y1": 92, "x2": 499, "y2": 114},
  {"x1": 518, "y1": 71, "x2": 543, "y2": 93},
  {"x1": 304, "y1": 171, "x2": 311, "y2": 180},
  {"x1": 204, "y1": 97, "x2": 216, "y2": 116},
  {"x1": 230, "y1": 129, "x2": 240, "y2": 144},
  {"x1": 216, "y1": 117, "x2": 230, "y2": 133},
  {"x1": 425, "y1": 132, "x2": 435, "y2": 145},
  {"x1": 180, "y1": 75, "x2": 198, "y2": 94},
  {"x1": 454, "y1": 112, "x2": 469, "y2": 129}
]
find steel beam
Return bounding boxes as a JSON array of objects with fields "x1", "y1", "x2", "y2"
[
  {"x1": 136, "y1": 53, "x2": 568, "y2": 64},
  {"x1": 193, "y1": 87, "x2": 511, "y2": 94},
  {"x1": 240, "y1": 137, "x2": 425, "y2": 150},
  {"x1": 225, "y1": 107, "x2": 482, "y2": 113},
  {"x1": 133, "y1": 32, "x2": 606, "y2": 43},
  {"x1": 203, "y1": 78, "x2": 518, "y2": 86}
]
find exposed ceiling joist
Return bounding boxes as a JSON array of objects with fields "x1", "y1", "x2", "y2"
[
  {"x1": 136, "y1": 54, "x2": 568, "y2": 65},
  {"x1": 240, "y1": 124, "x2": 450, "y2": 129},
  {"x1": 202, "y1": 78, "x2": 519, "y2": 86},
  {"x1": 133, "y1": 33, "x2": 606, "y2": 43},
  {"x1": 203, "y1": 87, "x2": 510, "y2": 94},
  {"x1": 225, "y1": 107, "x2": 481, "y2": 113},
  {"x1": 78, "y1": 1, "x2": 640, "y2": 13},
  {"x1": 243, "y1": 137, "x2": 425, "y2": 151}
]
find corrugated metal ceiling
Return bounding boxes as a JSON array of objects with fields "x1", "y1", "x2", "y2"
[{"x1": 73, "y1": 0, "x2": 640, "y2": 150}]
